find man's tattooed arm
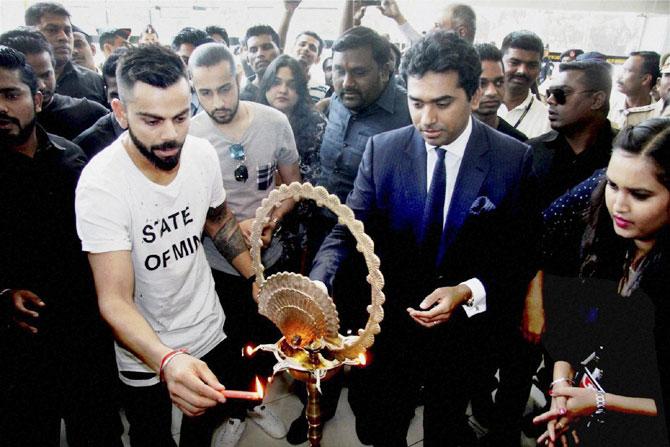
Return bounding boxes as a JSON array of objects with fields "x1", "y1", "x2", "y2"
[{"x1": 204, "y1": 202, "x2": 251, "y2": 271}]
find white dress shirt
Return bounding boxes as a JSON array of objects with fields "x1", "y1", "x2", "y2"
[
  {"x1": 424, "y1": 117, "x2": 486, "y2": 317},
  {"x1": 497, "y1": 91, "x2": 551, "y2": 139}
]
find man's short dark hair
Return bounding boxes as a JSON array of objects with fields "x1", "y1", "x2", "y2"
[
  {"x1": 296, "y1": 31, "x2": 324, "y2": 56},
  {"x1": 446, "y1": 4, "x2": 476, "y2": 43},
  {"x1": 475, "y1": 42, "x2": 502, "y2": 64},
  {"x1": 116, "y1": 45, "x2": 187, "y2": 102},
  {"x1": 172, "y1": 27, "x2": 211, "y2": 50},
  {"x1": 205, "y1": 26, "x2": 229, "y2": 46},
  {"x1": 0, "y1": 45, "x2": 38, "y2": 95},
  {"x1": 630, "y1": 51, "x2": 661, "y2": 84},
  {"x1": 401, "y1": 30, "x2": 481, "y2": 100},
  {"x1": 98, "y1": 28, "x2": 131, "y2": 48},
  {"x1": 188, "y1": 42, "x2": 236, "y2": 77},
  {"x1": 242, "y1": 25, "x2": 280, "y2": 49},
  {"x1": 332, "y1": 26, "x2": 391, "y2": 68},
  {"x1": 102, "y1": 47, "x2": 128, "y2": 80},
  {"x1": 559, "y1": 60, "x2": 613, "y2": 114},
  {"x1": 25, "y1": 2, "x2": 70, "y2": 26},
  {"x1": 0, "y1": 27, "x2": 55, "y2": 68},
  {"x1": 501, "y1": 30, "x2": 544, "y2": 58}
]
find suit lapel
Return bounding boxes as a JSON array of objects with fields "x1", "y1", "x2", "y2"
[
  {"x1": 440, "y1": 120, "x2": 491, "y2": 255},
  {"x1": 400, "y1": 128, "x2": 428, "y2": 240}
]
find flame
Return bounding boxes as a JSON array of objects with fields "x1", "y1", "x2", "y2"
[
  {"x1": 255, "y1": 376, "x2": 265, "y2": 399},
  {"x1": 245, "y1": 344, "x2": 255, "y2": 357},
  {"x1": 358, "y1": 352, "x2": 367, "y2": 366}
]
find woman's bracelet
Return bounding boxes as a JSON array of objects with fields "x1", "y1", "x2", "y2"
[
  {"x1": 549, "y1": 377, "x2": 574, "y2": 389},
  {"x1": 159, "y1": 348, "x2": 188, "y2": 382}
]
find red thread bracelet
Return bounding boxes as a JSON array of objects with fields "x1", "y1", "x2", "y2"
[{"x1": 159, "y1": 348, "x2": 188, "y2": 382}]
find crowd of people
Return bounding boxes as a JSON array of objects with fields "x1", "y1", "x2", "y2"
[{"x1": 1, "y1": 1, "x2": 670, "y2": 446}]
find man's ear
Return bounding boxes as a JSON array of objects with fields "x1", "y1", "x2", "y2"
[
  {"x1": 470, "y1": 87, "x2": 482, "y2": 111},
  {"x1": 380, "y1": 60, "x2": 393, "y2": 81},
  {"x1": 90, "y1": 43, "x2": 97, "y2": 56},
  {"x1": 642, "y1": 73, "x2": 653, "y2": 89},
  {"x1": 103, "y1": 42, "x2": 113, "y2": 56},
  {"x1": 471, "y1": 87, "x2": 483, "y2": 112},
  {"x1": 457, "y1": 25, "x2": 468, "y2": 40},
  {"x1": 111, "y1": 98, "x2": 128, "y2": 128},
  {"x1": 33, "y1": 91, "x2": 43, "y2": 114},
  {"x1": 591, "y1": 91, "x2": 608, "y2": 111}
]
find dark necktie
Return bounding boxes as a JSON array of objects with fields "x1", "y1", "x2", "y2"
[{"x1": 422, "y1": 147, "x2": 446, "y2": 265}]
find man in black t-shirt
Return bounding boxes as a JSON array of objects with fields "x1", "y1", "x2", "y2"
[
  {"x1": 25, "y1": 2, "x2": 106, "y2": 105},
  {"x1": 0, "y1": 45, "x2": 121, "y2": 447},
  {"x1": 0, "y1": 28, "x2": 108, "y2": 141},
  {"x1": 74, "y1": 48, "x2": 127, "y2": 158},
  {"x1": 529, "y1": 60, "x2": 616, "y2": 209}
]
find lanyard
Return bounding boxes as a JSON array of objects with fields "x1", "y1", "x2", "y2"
[{"x1": 513, "y1": 95, "x2": 534, "y2": 129}]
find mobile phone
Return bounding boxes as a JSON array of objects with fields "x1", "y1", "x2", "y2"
[{"x1": 360, "y1": 0, "x2": 382, "y2": 6}]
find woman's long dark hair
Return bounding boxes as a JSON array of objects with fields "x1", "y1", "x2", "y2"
[
  {"x1": 257, "y1": 55, "x2": 319, "y2": 154},
  {"x1": 580, "y1": 118, "x2": 670, "y2": 287}
]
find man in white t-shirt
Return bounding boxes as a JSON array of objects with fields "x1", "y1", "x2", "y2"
[
  {"x1": 188, "y1": 42, "x2": 300, "y2": 444},
  {"x1": 75, "y1": 44, "x2": 257, "y2": 447},
  {"x1": 497, "y1": 30, "x2": 551, "y2": 139}
]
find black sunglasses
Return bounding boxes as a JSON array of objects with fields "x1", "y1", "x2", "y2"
[
  {"x1": 229, "y1": 143, "x2": 248, "y2": 182},
  {"x1": 547, "y1": 87, "x2": 597, "y2": 105}
]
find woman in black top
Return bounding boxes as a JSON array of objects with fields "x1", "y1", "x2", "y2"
[
  {"x1": 258, "y1": 55, "x2": 328, "y2": 273},
  {"x1": 535, "y1": 118, "x2": 670, "y2": 446},
  {"x1": 258, "y1": 54, "x2": 326, "y2": 184}
]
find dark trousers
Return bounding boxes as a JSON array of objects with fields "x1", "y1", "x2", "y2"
[
  {"x1": 211, "y1": 267, "x2": 283, "y2": 417},
  {"x1": 0, "y1": 325, "x2": 123, "y2": 447},
  {"x1": 121, "y1": 340, "x2": 245, "y2": 447},
  {"x1": 348, "y1": 315, "x2": 485, "y2": 447},
  {"x1": 486, "y1": 326, "x2": 545, "y2": 446}
]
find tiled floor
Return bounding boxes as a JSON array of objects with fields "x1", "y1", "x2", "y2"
[{"x1": 60, "y1": 367, "x2": 544, "y2": 446}]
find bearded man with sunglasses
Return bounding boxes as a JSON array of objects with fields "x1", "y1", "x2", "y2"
[
  {"x1": 529, "y1": 60, "x2": 616, "y2": 209},
  {"x1": 188, "y1": 42, "x2": 300, "y2": 445}
]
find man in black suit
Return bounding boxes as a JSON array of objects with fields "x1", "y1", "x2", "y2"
[{"x1": 310, "y1": 30, "x2": 539, "y2": 446}]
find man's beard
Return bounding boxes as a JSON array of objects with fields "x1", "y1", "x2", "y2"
[
  {"x1": 0, "y1": 114, "x2": 37, "y2": 150},
  {"x1": 128, "y1": 125, "x2": 184, "y2": 171},
  {"x1": 205, "y1": 98, "x2": 239, "y2": 124}
]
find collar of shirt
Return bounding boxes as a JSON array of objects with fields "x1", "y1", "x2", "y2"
[
  {"x1": 375, "y1": 79, "x2": 402, "y2": 114},
  {"x1": 499, "y1": 91, "x2": 532, "y2": 114},
  {"x1": 36, "y1": 124, "x2": 66, "y2": 155},
  {"x1": 424, "y1": 117, "x2": 473, "y2": 224},
  {"x1": 621, "y1": 101, "x2": 658, "y2": 115},
  {"x1": 57, "y1": 60, "x2": 75, "y2": 81},
  {"x1": 424, "y1": 115, "x2": 473, "y2": 158}
]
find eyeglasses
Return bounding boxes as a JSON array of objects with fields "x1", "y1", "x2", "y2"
[
  {"x1": 229, "y1": 143, "x2": 248, "y2": 182},
  {"x1": 546, "y1": 87, "x2": 598, "y2": 105}
]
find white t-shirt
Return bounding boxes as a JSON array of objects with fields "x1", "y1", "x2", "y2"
[{"x1": 76, "y1": 133, "x2": 227, "y2": 386}]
